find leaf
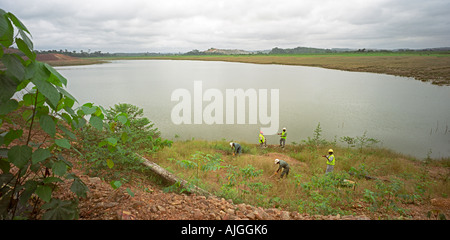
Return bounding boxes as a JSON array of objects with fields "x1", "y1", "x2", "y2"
[
  {"x1": 43, "y1": 177, "x2": 63, "y2": 184},
  {"x1": 0, "y1": 12, "x2": 14, "y2": 47},
  {"x1": 16, "y1": 37, "x2": 35, "y2": 60},
  {"x1": 0, "y1": 75, "x2": 18, "y2": 105},
  {"x1": 93, "y1": 107, "x2": 103, "y2": 117},
  {"x1": 62, "y1": 94, "x2": 75, "y2": 108},
  {"x1": 98, "y1": 140, "x2": 107, "y2": 147},
  {"x1": 72, "y1": 117, "x2": 86, "y2": 129},
  {"x1": 89, "y1": 115, "x2": 103, "y2": 131},
  {"x1": 57, "y1": 154, "x2": 73, "y2": 168},
  {"x1": 39, "y1": 115, "x2": 56, "y2": 137},
  {"x1": 126, "y1": 188, "x2": 135, "y2": 197},
  {"x1": 81, "y1": 104, "x2": 96, "y2": 115},
  {"x1": 7, "y1": 145, "x2": 32, "y2": 169},
  {"x1": 3, "y1": 129, "x2": 23, "y2": 147},
  {"x1": 42, "y1": 199, "x2": 78, "y2": 220},
  {"x1": 52, "y1": 161, "x2": 67, "y2": 176},
  {"x1": 0, "y1": 158, "x2": 10, "y2": 174},
  {"x1": 0, "y1": 98, "x2": 18, "y2": 115},
  {"x1": 22, "y1": 92, "x2": 45, "y2": 107},
  {"x1": 70, "y1": 178, "x2": 88, "y2": 198},
  {"x1": 106, "y1": 137, "x2": 117, "y2": 146},
  {"x1": 106, "y1": 159, "x2": 114, "y2": 169},
  {"x1": 19, "y1": 180, "x2": 38, "y2": 205},
  {"x1": 19, "y1": 29, "x2": 33, "y2": 51},
  {"x1": 29, "y1": 63, "x2": 60, "y2": 108},
  {"x1": 45, "y1": 63, "x2": 67, "y2": 86},
  {"x1": 32, "y1": 148, "x2": 51, "y2": 164},
  {"x1": 55, "y1": 138, "x2": 71, "y2": 149},
  {"x1": 121, "y1": 132, "x2": 128, "y2": 143},
  {"x1": 2, "y1": 54, "x2": 25, "y2": 80},
  {"x1": 7, "y1": 12, "x2": 31, "y2": 34},
  {"x1": 110, "y1": 180, "x2": 122, "y2": 190},
  {"x1": 115, "y1": 113, "x2": 128, "y2": 125},
  {"x1": 36, "y1": 185, "x2": 52, "y2": 202},
  {"x1": 58, "y1": 124, "x2": 76, "y2": 140}
]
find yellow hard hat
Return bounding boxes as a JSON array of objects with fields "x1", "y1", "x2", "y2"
[{"x1": 328, "y1": 149, "x2": 334, "y2": 153}]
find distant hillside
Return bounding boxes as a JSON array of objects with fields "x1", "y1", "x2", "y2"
[
  {"x1": 35, "y1": 53, "x2": 80, "y2": 61},
  {"x1": 33, "y1": 53, "x2": 105, "y2": 66},
  {"x1": 185, "y1": 48, "x2": 257, "y2": 55},
  {"x1": 269, "y1": 46, "x2": 338, "y2": 54},
  {"x1": 205, "y1": 48, "x2": 252, "y2": 55},
  {"x1": 183, "y1": 46, "x2": 358, "y2": 55},
  {"x1": 3, "y1": 48, "x2": 82, "y2": 62}
]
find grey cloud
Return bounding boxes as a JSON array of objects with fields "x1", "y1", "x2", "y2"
[{"x1": 1, "y1": 0, "x2": 449, "y2": 52}]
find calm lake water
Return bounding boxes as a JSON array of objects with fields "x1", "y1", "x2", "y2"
[{"x1": 56, "y1": 60, "x2": 450, "y2": 159}]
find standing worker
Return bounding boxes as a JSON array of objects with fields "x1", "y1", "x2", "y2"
[
  {"x1": 259, "y1": 131, "x2": 267, "y2": 148},
  {"x1": 230, "y1": 142, "x2": 242, "y2": 156},
  {"x1": 271, "y1": 159, "x2": 290, "y2": 179},
  {"x1": 322, "y1": 149, "x2": 335, "y2": 174},
  {"x1": 277, "y1": 127, "x2": 287, "y2": 148}
]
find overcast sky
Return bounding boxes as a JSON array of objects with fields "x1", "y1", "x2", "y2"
[{"x1": 2, "y1": 0, "x2": 450, "y2": 53}]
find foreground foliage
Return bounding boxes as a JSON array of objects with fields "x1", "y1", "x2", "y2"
[
  {"x1": 0, "y1": 9, "x2": 171, "y2": 219},
  {"x1": 1, "y1": 9, "x2": 93, "y2": 219}
]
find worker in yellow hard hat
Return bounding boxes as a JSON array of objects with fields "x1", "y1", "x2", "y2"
[
  {"x1": 322, "y1": 149, "x2": 335, "y2": 174},
  {"x1": 277, "y1": 127, "x2": 287, "y2": 148},
  {"x1": 259, "y1": 131, "x2": 267, "y2": 148}
]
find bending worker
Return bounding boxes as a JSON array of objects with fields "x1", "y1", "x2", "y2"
[
  {"x1": 322, "y1": 149, "x2": 335, "y2": 174},
  {"x1": 278, "y1": 127, "x2": 287, "y2": 148},
  {"x1": 259, "y1": 131, "x2": 267, "y2": 148},
  {"x1": 271, "y1": 159, "x2": 290, "y2": 179},
  {"x1": 230, "y1": 142, "x2": 242, "y2": 156}
]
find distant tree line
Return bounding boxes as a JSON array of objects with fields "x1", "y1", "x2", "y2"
[
  {"x1": 34, "y1": 46, "x2": 450, "y2": 57},
  {"x1": 35, "y1": 49, "x2": 178, "y2": 58},
  {"x1": 36, "y1": 49, "x2": 115, "y2": 58}
]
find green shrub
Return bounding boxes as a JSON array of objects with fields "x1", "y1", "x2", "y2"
[{"x1": 78, "y1": 103, "x2": 172, "y2": 180}]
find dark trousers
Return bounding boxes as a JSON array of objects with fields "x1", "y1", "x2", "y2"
[
  {"x1": 280, "y1": 138, "x2": 286, "y2": 148},
  {"x1": 280, "y1": 167, "x2": 289, "y2": 178}
]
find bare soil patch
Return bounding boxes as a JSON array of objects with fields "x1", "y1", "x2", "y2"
[{"x1": 36, "y1": 53, "x2": 106, "y2": 66}]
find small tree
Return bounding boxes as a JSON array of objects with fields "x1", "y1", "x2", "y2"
[
  {"x1": 0, "y1": 9, "x2": 127, "y2": 219},
  {"x1": 356, "y1": 131, "x2": 380, "y2": 151}
]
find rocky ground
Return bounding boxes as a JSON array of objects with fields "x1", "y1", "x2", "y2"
[
  {"x1": 48, "y1": 153, "x2": 449, "y2": 221},
  {"x1": 55, "y1": 174, "x2": 370, "y2": 220}
]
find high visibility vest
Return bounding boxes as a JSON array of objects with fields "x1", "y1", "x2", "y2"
[
  {"x1": 281, "y1": 131, "x2": 286, "y2": 139},
  {"x1": 327, "y1": 154, "x2": 335, "y2": 166},
  {"x1": 259, "y1": 134, "x2": 265, "y2": 142}
]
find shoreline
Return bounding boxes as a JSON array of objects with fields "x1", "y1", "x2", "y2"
[
  {"x1": 88, "y1": 54, "x2": 450, "y2": 86},
  {"x1": 42, "y1": 58, "x2": 109, "y2": 67}
]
